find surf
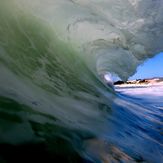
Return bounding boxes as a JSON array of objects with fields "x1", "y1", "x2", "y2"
[{"x1": 0, "y1": 1, "x2": 163, "y2": 162}]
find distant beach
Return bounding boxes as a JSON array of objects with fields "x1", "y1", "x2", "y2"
[{"x1": 114, "y1": 77, "x2": 163, "y2": 88}]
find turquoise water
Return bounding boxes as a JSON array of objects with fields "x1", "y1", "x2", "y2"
[{"x1": 0, "y1": 1, "x2": 163, "y2": 163}]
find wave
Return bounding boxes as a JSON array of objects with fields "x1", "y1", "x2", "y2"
[{"x1": 0, "y1": 1, "x2": 163, "y2": 162}]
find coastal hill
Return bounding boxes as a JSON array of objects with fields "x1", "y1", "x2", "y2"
[{"x1": 114, "y1": 77, "x2": 163, "y2": 86}]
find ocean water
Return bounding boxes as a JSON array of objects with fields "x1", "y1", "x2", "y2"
[
  {"x1": 0, "y1": 1, "x2": 163, "y2": 163},
  {"x1": 114, "y1": 85, "x2": 163, "y2": 162}
]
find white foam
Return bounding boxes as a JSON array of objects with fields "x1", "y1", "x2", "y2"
[{"x1": 11, "y1": 0, "x2": 163, "y2": 80}]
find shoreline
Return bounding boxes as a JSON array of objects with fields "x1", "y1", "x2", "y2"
[
  {"x1": 114, "y1": 78, "x2": 163, "y2": 88},
  {"x1": 115, "y1": 82, "x2": 163, "y2": 88}
]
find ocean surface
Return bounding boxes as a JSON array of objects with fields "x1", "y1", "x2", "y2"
[
  {"x1": 0, "y1": 1, "x2": 163, "y2": 163},
  {"x1": 0, "y1": 84, "x2": 162, "y2": 163},
  {"x1": 114, "y1": 85, "x2": 163, "y2": 162}
]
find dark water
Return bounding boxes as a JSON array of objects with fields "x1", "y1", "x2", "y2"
[{"x1": 0, "y1": 86, "x2": 162, "y2": 163}]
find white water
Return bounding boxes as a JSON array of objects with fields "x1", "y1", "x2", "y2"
[{"x1": 8, "y1": 0, "x2": 163, "y2": 79}]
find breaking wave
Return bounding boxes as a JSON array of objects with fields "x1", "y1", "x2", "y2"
[{"x1": 0, "y1": 1, "x2": 163, "y2": 162}]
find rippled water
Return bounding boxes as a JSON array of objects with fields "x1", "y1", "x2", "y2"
[{"x1": 112, "y1": 85, "x2": 163, "y2": 162}]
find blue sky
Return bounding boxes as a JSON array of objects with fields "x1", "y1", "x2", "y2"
[{"x1": 129, "y1": 52, "x2": 163, "y2": 80}]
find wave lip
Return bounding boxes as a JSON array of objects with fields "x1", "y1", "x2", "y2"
[{"x1": 9, "y1": 0, "x2": 163, "y2": 80}]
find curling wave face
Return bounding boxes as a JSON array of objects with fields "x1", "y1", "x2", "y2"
[
  {"x1": 13, "y1": 0, "x2": 163, "y2": 79},
  {"x1": 0, "y1": 1, "x2": 163, "y2": 162}
]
